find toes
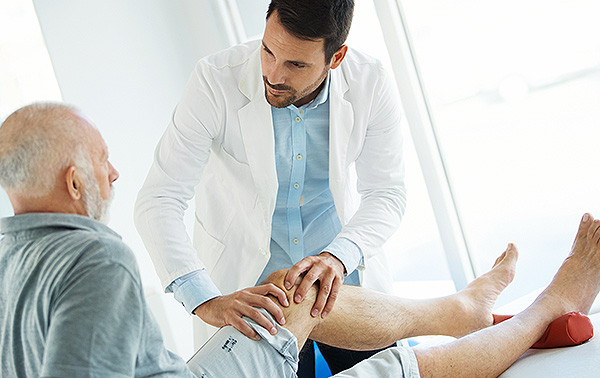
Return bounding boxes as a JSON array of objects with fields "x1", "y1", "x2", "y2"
[
  {"x1": 505, "y1": 243, "x2": 519, "y2": 261},
  {"x1": 493, "y1": 251, "x2": 507, "y2": 268},
  {"x1": 589, "y1": 219, "x2": 600, "y2": 245},
  {"x1": 571, "y1": 213, "x2": 594, "y2": 252},
  {"x1": 492, "y1": 244, "x2": 518, "y2": 269},
  {"x1": 576, "y1": 213, "x2": 593, "y2": 237},
  {"x1": 575, "y1": 213, "x2": 594, "y2": 241}
]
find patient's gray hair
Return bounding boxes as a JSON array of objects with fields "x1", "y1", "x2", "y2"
[{"x1": 0, "y1": 102, "x2": 95, "y2": 197}]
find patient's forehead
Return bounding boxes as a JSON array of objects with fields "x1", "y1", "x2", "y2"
[
  {"x1": 64, "y1": 110, "x2": 104, "y2": 152},
  {"x1": 85, "y1": 127, "x2": 109, "y2": 161}
]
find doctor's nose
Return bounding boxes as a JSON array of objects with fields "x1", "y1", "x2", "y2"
[{"x1": 265, "y1": 64, "x2": 285, "y2": 86}]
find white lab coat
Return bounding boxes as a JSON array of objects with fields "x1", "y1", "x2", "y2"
[{"x1": 135, "y1": 40, "x2": 406, "y2": 304}]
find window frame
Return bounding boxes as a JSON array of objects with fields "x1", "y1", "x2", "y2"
[{"x1": 373, "y1": 0, "x2": 477, "y2": 289}]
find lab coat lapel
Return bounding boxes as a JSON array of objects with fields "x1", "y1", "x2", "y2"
[
  {"x1": 329, "y1": 67, "x2": 353, "y2": 223},
  {"x1": 238, "y1": 50, "x2": 278, "y2": 223}
]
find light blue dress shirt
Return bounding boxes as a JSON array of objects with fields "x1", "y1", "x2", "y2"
[
  {"x1": 256, "y1": 74, "x2": 362, "y2": 285},
  {"x1": 170, "y1": 75, "x2": 363, "y2": 314}
]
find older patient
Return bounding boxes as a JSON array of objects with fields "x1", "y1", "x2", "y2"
[{"x1": 0, "y1": 102, "x2": 599, "y2": 377}]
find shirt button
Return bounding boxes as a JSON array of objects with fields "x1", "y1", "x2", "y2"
[
  {"x1": 293, "y1": 183, "x2": 300, "y2": 189},
  {"x1": 293, "y1": 238, "x2": 299, "y2": 244},
  {"x1": 296, "y1": 154, "x2": 303, "y2": 160},
  {"x1": 295, "y1": 116, "x2": 301, "y2": 122}
]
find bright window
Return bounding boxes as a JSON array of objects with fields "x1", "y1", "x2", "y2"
[
  {"x1": 221, "y1": 1, "x2": 600, "y2": 303},
  {"x1": 348, "y1": 1, "x2": 454, "y2": 297},
  {"x1": 0, "y1": 0, "x2": 62, "y2": 217},
  {"x1": 398, "y1": 0, "x2": 600, "y2": 303}
]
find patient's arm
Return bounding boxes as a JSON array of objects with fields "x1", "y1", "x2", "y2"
[{"x1": 43, "y1": 260, "x2": 144, "y2": 376}]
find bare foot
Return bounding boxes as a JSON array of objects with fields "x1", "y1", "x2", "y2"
[
  {"x1": 451, "y1": 243, "x2": 519, "y2": 336},
  {"x1": 536, "y1": 213, "x2": 600, "y2": 317}
]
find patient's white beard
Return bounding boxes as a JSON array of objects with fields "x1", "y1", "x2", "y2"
[{"x1": 82, "y1": 179, "x2": 113, "y2": 224}]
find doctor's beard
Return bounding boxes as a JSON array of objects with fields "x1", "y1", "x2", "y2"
[{"x1": 262, "y1": 67, "x2": 329, "y2": 108}]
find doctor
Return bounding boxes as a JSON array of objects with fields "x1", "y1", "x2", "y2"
[{"x1": 135, "y1": 0, "x2": 406, "y2": 375}]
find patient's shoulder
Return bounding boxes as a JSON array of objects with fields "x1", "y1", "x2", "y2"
[{"x1": 52, "y1": 227, "x2": 141, "y2": 281}]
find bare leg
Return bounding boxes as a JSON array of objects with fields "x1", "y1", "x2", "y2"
[
  {"x1": 312, "y1": 245, "x2": 517, "y2": 350},
  {"x1": 265, "y1": 240, "x2": 518, "y2": 350},
  {"x1": 414, "y1": 214, "x2": 600, "y2": 378}
]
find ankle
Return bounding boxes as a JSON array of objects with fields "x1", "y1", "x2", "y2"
[{"x1": 530, "y1": 292, "x2": 570, "y2": 320}]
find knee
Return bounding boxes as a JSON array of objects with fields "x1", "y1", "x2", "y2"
[
  {"x1": 262, "y1": 269, "x2": 319, "y2": 308},
  {"x1": 261, "y1": 269, "x2": 294, "y2": 310},
  {"x1": 262, "y1": 269, "x2": 290, "y2": 291}
]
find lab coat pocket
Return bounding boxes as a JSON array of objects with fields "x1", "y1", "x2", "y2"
[
  {"x1": 215, "y1": 145, "x2": 259, "y2": 210},
  {"x1": 194, "y1": 215, "x2": 226, "y2": 276}
]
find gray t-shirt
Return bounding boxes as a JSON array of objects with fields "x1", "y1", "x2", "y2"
[{"x1": 0, "y1": 213, "x2": 195, "y2": 378}]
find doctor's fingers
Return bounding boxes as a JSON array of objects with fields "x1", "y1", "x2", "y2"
[
  {"x1": 234, "y1": 301, "x2": 282, "y2": 338},
  {"x1": 314, "y1": 271, "x2": 342, "y2": 319},
  {"x1": 284, "y1": 258, "x2": 314, "y2": 291},
  {"x1": 293, "y1": 263, "x2": 331, "y2": 306},
  {"x1": 251, "y1": 283, "x2": 290, "y2": 307},
  {"x1": 228, "y1": 314, "x2": 262, "y2": 341},
  {"x1": 239, "y1": 287, "x2": 287, "y2": 326}
]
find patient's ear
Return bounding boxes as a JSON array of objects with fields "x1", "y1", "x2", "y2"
[{"x1": 65, "y1": 165, "x2": 82, "y2": 201}]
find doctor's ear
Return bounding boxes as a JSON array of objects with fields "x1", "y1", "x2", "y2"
[
  {"x1": 65, "y1": 165, "x2": 83, "y2": 201},
  {"x1": 329, "y1": 45, "x2": 348, "y2": 69}
]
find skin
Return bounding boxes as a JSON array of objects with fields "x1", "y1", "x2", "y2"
[
  {"x1": 263, "y1": 214, "x2": 600, "y2": 377},
  {"x1": 5, "y1": 109, "x2": 119, "y2": 219},
  {"x1": 260, "y1": 10, "x2": 348, "y2": 109},
  {"x1": 193, "y1": 285, "x2": 290, "y2": 340},
  {"x1": 1, "y1": 105, "x2": 288, "y2": 343},
  {"x1": 7, "y1": 106, "x2": 598, "y2": 377},
  {"x1": 263, "y1": 243, "x2": 519, "y2": 350},
  {"x1": 261, "y1": 10, "x2": 350, "y2": 318},
  {"x1": 88, "y1": 129, "x2": 119, "y2": 205},
  {"x1": 194, "y1": 10, "x2": 351, "y2": 339},
  {"x1": 413, "y1": 215, "x2": 600, "y2": 377}
]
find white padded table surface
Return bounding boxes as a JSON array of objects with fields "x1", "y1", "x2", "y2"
[{"x1": 498, "y1": 312, "x2": 600, "y2": 377}]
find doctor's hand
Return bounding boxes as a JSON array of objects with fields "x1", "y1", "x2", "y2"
[
  {"x1": 284, "y1": 252, "x2": 345, "y2": 319},
  {"x1": 193, "y1": 284, "x2": 289, "y2": 341}
]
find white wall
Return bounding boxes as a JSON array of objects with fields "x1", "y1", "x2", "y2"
[
  {"x1": 32, "y1": 0, "x2": 232, "y2": 359},
  {"x1": 235, "y1": 0, "x2": 270, "y2": 39}
]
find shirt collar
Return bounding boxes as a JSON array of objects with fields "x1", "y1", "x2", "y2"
[
  {"x1": 305, "y1": 72, "x2": 331, "y2": 109},
  {"x1": 0, "y1": 213, "x2": 121, "y2": 239},
  {"x1": 286, "y1": 72, "x2": 331, "y2": 113}
]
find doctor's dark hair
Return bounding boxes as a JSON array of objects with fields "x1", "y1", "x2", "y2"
[{"x1": 267, "y1": 0, "x2": 354, "y2": 63}]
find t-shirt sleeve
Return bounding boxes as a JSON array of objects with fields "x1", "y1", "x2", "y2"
[{"x1": 41, "y1": 258, "x2": 144, "y2": 378}]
